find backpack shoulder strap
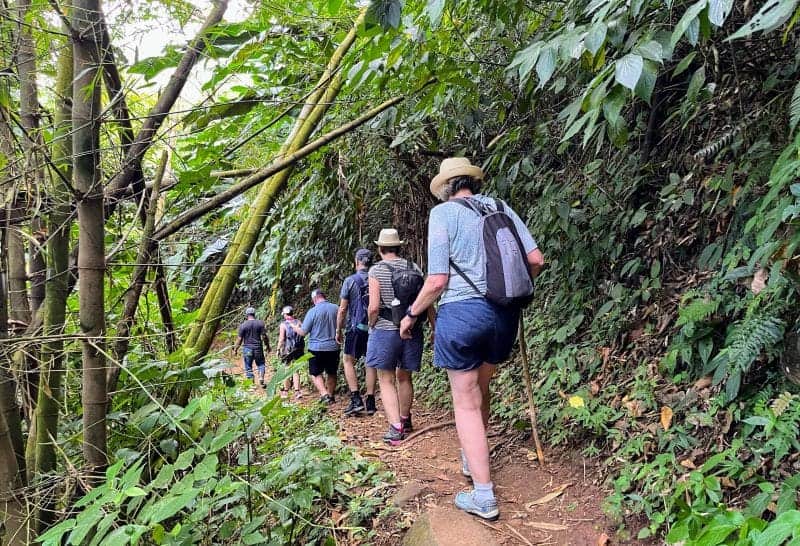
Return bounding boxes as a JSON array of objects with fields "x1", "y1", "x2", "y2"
[
  {"x1": 452, "y1": 197, "x2": 482, "y2": 215},
  {"x1": 449, "y1": 258, "x2": 483, "y2": 298},
  {"x1": 493, "y1": 198, "x2": 505, "y2": 213}
]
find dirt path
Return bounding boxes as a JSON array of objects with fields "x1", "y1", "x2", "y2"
[
  {"x1": 332, "y1": 400, "x2": 611, "y2": 546},
  {"x1": 224, "y1": 349, "x2": 612, "y2": 545}
]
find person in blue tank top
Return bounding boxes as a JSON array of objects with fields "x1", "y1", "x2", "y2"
[{"x1": 277, "y1": 305, "x2": 304, "y2": 399}]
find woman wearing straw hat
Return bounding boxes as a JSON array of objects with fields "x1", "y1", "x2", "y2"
[{"x1": 399, "y1": 157, "x2": 544, "y2": 521}]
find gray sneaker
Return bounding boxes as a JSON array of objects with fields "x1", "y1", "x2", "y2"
[
  {"x1": 382, "y1": 424, "x2": 404, "y2": 445},
  {"x1": 454, "y1": 490, "x2": 499, "y2": 521}
]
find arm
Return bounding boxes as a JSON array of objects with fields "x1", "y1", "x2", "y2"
[
  {"x1": 290, "y1": 321, "x2": 307, "y2": 337},
  {"x1": 399, "y1": 274, "x2": 448, "y2": 339},
  {"x1": 528, "y1": 248, "x2": 544, "y2": 278},
  {"x1": 368, "y1": 276, "x2": 381, "y2": 328},
  {"x1": 336, "y1": 298, "x2": 349, "y2": 345},
  {"x1": 233, "y1": 335, "x2": 243, "y2": 355}
]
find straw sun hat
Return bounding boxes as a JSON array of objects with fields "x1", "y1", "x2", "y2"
[
  {"x1": 374, "y1": 228, "x2": 405, "y2": 246},
  {"x1": 429, "y1": 157, "x2": 484, "y2": 201}
]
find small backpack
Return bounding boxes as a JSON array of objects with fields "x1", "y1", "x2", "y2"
[
  {"x1": 349, "y1": 273, "x2": 370, "y2": 331},
  {"x1": 282, "y1": 319, "x2": 305, "y2": 357},
  {"x1": 450, "y1": 197, "x2": 534, "y2": 308},
  {"x1": 384, "y1": 260, "x2": 424, "y2": 306}
]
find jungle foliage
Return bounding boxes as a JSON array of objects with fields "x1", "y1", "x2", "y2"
[{"x1": 2, "y1": 0, "x2": 800, "y2": 543}]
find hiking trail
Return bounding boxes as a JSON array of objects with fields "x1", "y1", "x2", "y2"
[{"x1": 225, "y1": 348, "x2": 614, "y2": 545}]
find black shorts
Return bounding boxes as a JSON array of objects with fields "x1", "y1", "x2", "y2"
[
  {"x1": 343, "y1": 329, "x2": 368, "y2": 359},
  {"x1": 308, "y1": 350, "x2": 339, "y2": 377}
]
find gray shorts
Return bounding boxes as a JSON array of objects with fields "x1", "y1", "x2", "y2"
[{"x1": 365, "y1": 328, "x2": 423, "y2": 372}]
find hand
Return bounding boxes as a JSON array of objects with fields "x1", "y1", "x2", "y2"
[
  {"x1": 232, "y1": 346, "x2": 239, "y2": 356},
  {"x1": 335, "y1": 330, "x2": 343, "y2": 345},
  {"x1": 399, "y1": 316, "x2": 416, "y2": 340}
]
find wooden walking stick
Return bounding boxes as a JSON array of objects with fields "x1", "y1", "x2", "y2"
[{"x1": 519, "y1": 314, "x2": 545, "y2": 464}]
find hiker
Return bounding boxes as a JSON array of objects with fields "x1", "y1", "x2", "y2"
[
  {"x1": 399, "y1": 157, "x2": 544, "y2": 521},
  {"x1": 367, "y1": 228, "x2": 432, "y2": 445},
  {"x1": 277, "y1": 305, "x2": 304, "y2": 399},
  {"x1": 233, "y1": 307, "x2": 272, "y2": 388},
  {"x1": 336, "y1": 248, "x2": 378, "y2": 416},
  {"x1": 289, "y1": 289, "x2": 340, "y2": 404}
]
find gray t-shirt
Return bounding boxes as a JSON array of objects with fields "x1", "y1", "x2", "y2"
[
  {"x1": 301, "y1": 300, "x2": 340, "y2": 352},
  {"x1": 339, "y1": 268, "x2": 369, "y2": 332},
  {"x1": 368, "y1": 258, "x2": 424, "y2": 331},
  {"x1": 428, "y1": 194, "x2": 537, "y2": 305}
]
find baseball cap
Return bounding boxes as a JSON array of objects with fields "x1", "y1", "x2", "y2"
[
  {"x1": 281, "y1": 305, "x2": 293, "y2": 315},
  {"x1": 245, "y1": 307, "x2": 256, "y2": 316},
  {"x1": 355, "y1": 248, "x2": 372, "y2": 264}
]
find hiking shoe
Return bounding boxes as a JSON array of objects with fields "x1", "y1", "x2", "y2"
[
  {"x1": 364, "y1": 395, "x2": 377, "y2": 416},
  {"x1": 260, "y1": 380, "x2": 267, "y2": 389},
  {"x1": 294, "y1": 390, "x2": 303, "y2": 400},
  {"x1": 320, "y1": 394, "x2": 334, "y2": 405},
  {"x1": 460, "y1": 449, "x2": 471, "y2": 478},
  {"x1": 344, "y1": 393, "x2": 365, "y2": 416},
  {"x1": 382, "y1": 424, "x2": 404, "y2": 446},
  {"x1": 401, "y1": 415, "x2": 413, "y2": 432},
  {"x1": 454, "y1": 490, "x2": 499, "y2": 521}
]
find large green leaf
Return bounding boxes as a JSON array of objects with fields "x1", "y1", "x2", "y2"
[
  {"x1": 584, "y1": 22, "x2": 607, "y2": 55},
  {"x1": 427, "y1": 0, "x2": 445, "y2": 28},
  {"x1": 536, "y1": 45, "x2": 558, "y2": 88},
  {"x1": 791, "y1": 80, "x2": 800, "y2": 132},
  {"x1": 615, "y1": 53, "x2": 643, "y2": 90},
  {"x1": 728, "y1": 0, "x2": 800, "y2": 39},
  {"x1": 670, "y1": 0, "x2": 708, "y2": 49},
  {"x1": 366, "y1": 0, "x2": 403, "y2": 30},
  {"x1": 708, "y1": 0, "x2": 733, "y2": 26}
]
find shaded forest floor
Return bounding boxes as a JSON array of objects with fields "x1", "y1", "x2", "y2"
[{"x1": 224, "y1": 347, "x2": 616, "y2": 545}]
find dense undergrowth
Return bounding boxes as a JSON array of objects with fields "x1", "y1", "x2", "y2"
[{"x1": 33, "y1": 358, "x2": 390, "y2": 546}]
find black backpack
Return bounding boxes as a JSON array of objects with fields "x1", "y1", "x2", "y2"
[
  {"x1": 378, "y1": 260, "x2": 424, "y2": 324},
  {"x1": 349, "y1": 273, "x2": 370, "y2": 330},
  {"x1": 281, "y1": 319, "x2": 305, "y2": 358},
  {"x1": 450, "y1": 197, "x2": 534, "y2": 308}
]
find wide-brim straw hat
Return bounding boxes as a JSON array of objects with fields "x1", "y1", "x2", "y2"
[
  {"x1": 374, "y1": 228, "x2": 405, "y2": 246},
  {"x1": 430, "y1": 157, "x2": 484, "y2": 200}
]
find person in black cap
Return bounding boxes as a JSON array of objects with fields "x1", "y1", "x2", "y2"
[
  {"x1": 233, "y1": 306, "x2": 271, "y2": 388},
  {"x1": 336, "y1": 248, "x2": 378, "y2": 416}
]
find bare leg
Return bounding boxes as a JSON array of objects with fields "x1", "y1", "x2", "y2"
[
  {"x1": 292, "y1": 372, "x2": 301, "y2": 391},
  {"x1": 311, "y1": 374, "x2": 328, "y2": 397},
  {"x1": 365, "y1": 366, "x2": 378, "y2": 396},
  {"x1": 325, "y1": 373, "x2": 337, "y2": 397},
  {"x1": 396, "y1": 369, "x2": 414, "y2": 417},
  {"x1": 378, "y1": 369, "x2": 400, "y2": 425},
  {"x1": 343, "y1": 353, "x2": 359, "y2": 392},
  {"x1": 477, "y1": 363, "x2": 495, "y2": 429},
  {"x1": 448, "y1": 366, "x2": 491, "y2": 484}
]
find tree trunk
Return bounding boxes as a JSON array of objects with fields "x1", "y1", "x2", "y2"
[
  {"x1": 154, "y1": 262, "x2": 178, "y2": 354},
  {"x1": 108, "y1": 151, "x2": 167, "y2": 395},
  {"x1": 183, "y1": 13, "x2": 364, "y2": 366},
  {"x1": 31, "y1": 33, "x2": 73, "y2": 532},
  {"x1": 73, "y1": 0, "x2": 107, "y2": 476},
  {"x1": 16, "y1": 0, "x2": 45, "y2": 427}
]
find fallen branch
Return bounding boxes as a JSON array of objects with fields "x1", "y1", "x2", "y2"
[
  {"x1": 152, "y1": 93, "x2": 410, "y2": 242},
  {"x1": 401, "y1": 420, "x2": 455, "y2": 445}
]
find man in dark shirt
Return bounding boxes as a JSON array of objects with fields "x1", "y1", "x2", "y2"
[{"x1": 233, "y1": 307, "x2": 271, "y2": 388}]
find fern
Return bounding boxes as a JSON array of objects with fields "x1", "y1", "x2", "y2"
[{"x1": 706, "y1": 313, "x2": 785, "y2": 400}]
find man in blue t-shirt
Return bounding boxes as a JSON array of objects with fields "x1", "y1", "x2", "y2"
[
  {"x1": 233, "y1": 307, "x2": 271, "y2": 388},
  {"x1": 290, "y1": 289, "x2": 340, "y2": 404},
  {"x1": 336, "y1": 248, "x2": 377, "y2": 416}
]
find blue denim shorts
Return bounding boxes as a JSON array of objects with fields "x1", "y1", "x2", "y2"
[
  {"x1": 366, "y1": 329, "x2": 423, "y2": 372},
  {"x1": 433, "y1": 298, "x2": 519, "y2": 371}
]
